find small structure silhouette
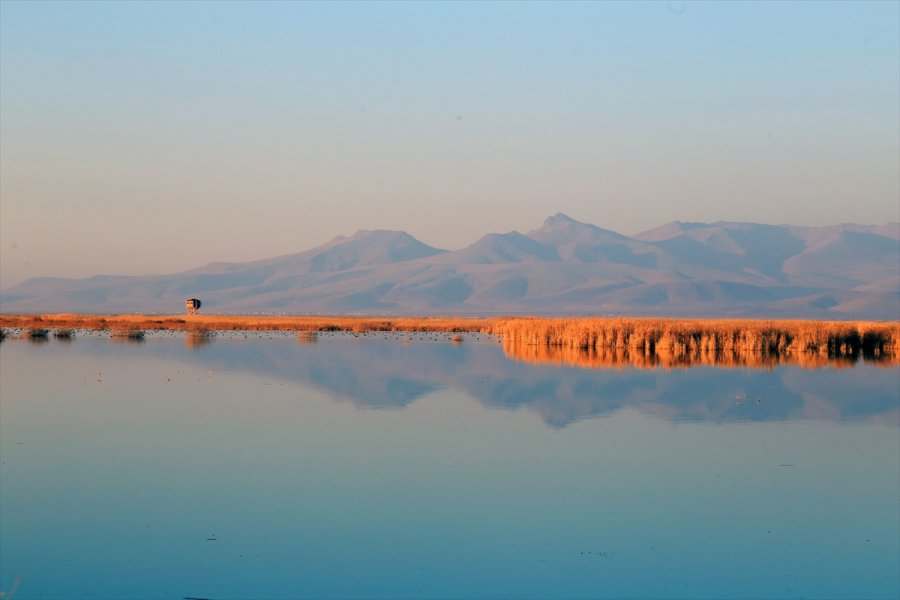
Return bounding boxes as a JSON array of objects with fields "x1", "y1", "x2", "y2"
[{"x1": 185, "y1": 298, "x2": 202, "y2": 315}]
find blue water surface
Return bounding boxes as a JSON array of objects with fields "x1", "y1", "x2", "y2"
[{"x1": 1, "y1": 332, "x2": 898, "y2": 599}]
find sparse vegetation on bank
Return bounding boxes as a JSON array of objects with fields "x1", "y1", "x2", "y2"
[
  {"x1": 1, "y1": 313, "x2": 897, "y2": 362},
  {"x1": 0, "y1": 314, "x2": 491, "y2": 334}
]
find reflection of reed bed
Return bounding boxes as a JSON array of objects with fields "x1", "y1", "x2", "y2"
[
  {"x1": 28, "y1": 328, "x2": 50, "y2": 340},
  {"x1": 109, "y1": 328, "x2": 145, "y2": 342},
  {"x1": 490, "y1": 318, "x2": 900, "y2": 362},
  {"x1": 53, "y1": 329, "x2": 74, "y2": 343},
  {"x1": 184, "y1": 329, "x2": 214, "y2": 349},
  {"x1": 297, "y1": 331, "x2": 318, "y2": 343},
  {"x1": 502, "y1": 340, "x2": 872, "y2": 370}
]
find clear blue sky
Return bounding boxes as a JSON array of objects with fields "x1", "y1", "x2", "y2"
[{"x1": 1, "y1": 0, "x2": 898, "y2": 287}]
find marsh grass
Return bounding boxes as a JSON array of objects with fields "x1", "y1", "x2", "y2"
[{"x1": 489, "y1": 317, "x2": 900, "y2": 363}]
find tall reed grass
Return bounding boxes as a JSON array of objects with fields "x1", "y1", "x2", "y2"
[{"x1": 488, "y1": 317, "x2": 899, "y2": 361}]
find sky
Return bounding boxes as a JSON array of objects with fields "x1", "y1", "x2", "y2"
[{"x1": 1, "y1": 0, "x2": 898, "y2": 288}]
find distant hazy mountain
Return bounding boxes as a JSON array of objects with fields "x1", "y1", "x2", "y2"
[{"x1": 2, "y1": 214, "x2": 898, "y2": 319}]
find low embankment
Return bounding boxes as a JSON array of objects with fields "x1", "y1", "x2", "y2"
[
  {"x1": 1, "y1": 314, "x2": 897, "y2": 364},
  {"x1": 0, "y1": 314, "x2": 492, "y2": 334}
]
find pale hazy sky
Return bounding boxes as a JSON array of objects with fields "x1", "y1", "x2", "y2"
[{"x1": 1, "y1": 0, "x2": 898, "y2": 288}]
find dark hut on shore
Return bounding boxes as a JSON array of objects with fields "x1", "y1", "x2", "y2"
[{"x1": 185, "y1": 298, "x2": 202, "y2": 315}]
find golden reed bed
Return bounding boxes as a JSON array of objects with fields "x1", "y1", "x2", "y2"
[
  {"x1": 492, "y1": 317, "x2": 899, "y2": 367},
  {"x1": 1, "y1": 314, "x2": 898, "y2": 366},
  {"x1": 490, "y1": 316, "x2": 899, "y2": 354}
]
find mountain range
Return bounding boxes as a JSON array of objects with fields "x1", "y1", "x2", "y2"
[{"x1": 2, "y1": 214, "x2": 898, "y2": 318}]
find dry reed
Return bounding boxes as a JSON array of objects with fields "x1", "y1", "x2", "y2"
[{"x1": 488, "y1": 317, "x2": 899, "y2": 362}]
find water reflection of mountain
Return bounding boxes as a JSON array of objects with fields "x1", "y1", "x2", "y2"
[{"x1": 64, "y1": 333, "x2": 900, "y2": 427}]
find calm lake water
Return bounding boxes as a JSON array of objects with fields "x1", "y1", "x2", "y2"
[{"x1": 1, "y1": 332, "x2": 898, "y2": 600}]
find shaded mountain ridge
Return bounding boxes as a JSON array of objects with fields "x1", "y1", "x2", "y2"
[{"x1": 2, "y1": 214, "x2": 898, "y2": 318}]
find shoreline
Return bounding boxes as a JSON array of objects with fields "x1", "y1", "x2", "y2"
[
  {"x1": 0, "y1": 313, "x2": 494, "y2": 334},
  {"x1": 1, "y1": 313, "x2": 898, "y2": 361}
]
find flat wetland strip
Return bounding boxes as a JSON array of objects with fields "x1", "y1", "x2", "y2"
[
  {"x1": 0, "y1": 313, "x2": 493, "y2": 334},
  {"x1": 1, "y1": 313, "x2": 898, "y2": 365}
]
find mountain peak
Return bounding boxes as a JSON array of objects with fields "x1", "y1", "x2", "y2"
[
  {"x1": 347, "y1": 229, "x2": 408, "y2": 240},
  {"x1": 543, "y1": 213, "x2": 578, "y2": 226},
  {"x1": 444, "y1": 230, "x2": 560, "y2": 264},
  {"x1": 634, "y1": 221, "x2": 707, "y2": 242},
  {"x1": 274, "y1": 229, "x2": 446, "y2": 273},
  {"x1": 530, "y1": 213, "x2": 626, "y2": 242}
]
